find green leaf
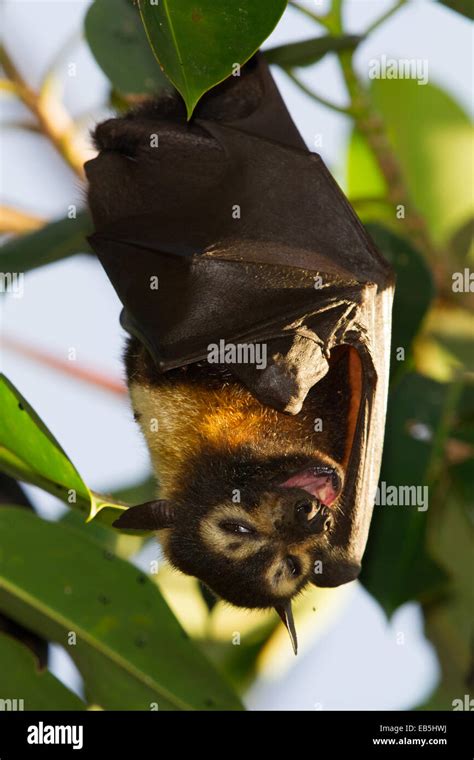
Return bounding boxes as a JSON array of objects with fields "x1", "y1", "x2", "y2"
[
  {"x1": 438, "y1": 0, "x2": 474, "y2": 20},
  {"x1": 0, "y1": 212, "x2": 92, "y2": 274},
  {"x1": 0, "y1": 375, "x2": 125, "y2": 520},
  {"x1": 365, "y1": 224, "x2": 434, "y2": 379},
  {"x1": 59, "y1": 476, "x2": 156, "y2": 558},
  {"x1": 0, "y1": 631, "x2": 86, "y2": 710},
  {"x1": 347, "y1": 131, "x2": 389, "y2": 215},
  {"x1": 264, "y1": 34, "x2": 361, "y2": 68},
  {"x1": 419, "y1": 380, "x2": 474, "y2": 708},
  {"x1": 60, "y1": 507, "x2": 147, "y2": 560},
  {"x1": 0, "y1": 506, "x2": 243, "y2": 710},
  {"x1": 360, "y1": 374, "x2": 450, "y2": 615},
  {"x1": 449, "y1": 216, "x2": 474, "y2": 266},
  {"x1": 347, "y1": 79, "x2": 473, "y2": 246},
  {"x1": 421, "y1": 493, "x2": 474, "y2": 708},
  {"x1": 425, "y1": 307, "x2": 474, "y2": 375},
  {"x1": 0, "y1": 374, "x2": 91, "y2": 514},
  {"x1": 453, "y1": 382, "x2": 474, "y2": 446},
  {"x1": 85, "y1": 0, "x2": 170, "y2": 95},
  {"x1": 138, "y1": 0, "x2": 287, "y2": 118}
]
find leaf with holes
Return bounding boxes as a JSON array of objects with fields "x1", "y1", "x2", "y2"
[
  {"x1": 0, "y1": 506, "x2": 243, "y2": 710},
  {"x1": 0, "y1": 631, "x2": 86, "y2": 710}
]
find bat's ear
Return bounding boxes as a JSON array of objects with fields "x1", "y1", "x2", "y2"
[
  {"x1": 311, "y1": 558, "x2": 361, "y2": 588},
  {"x1": 275, "y1": 601, "x2": 298, "y2": 655},
  {"x1": 113, "y1": 500, "x2": 176, "y2": 531}
]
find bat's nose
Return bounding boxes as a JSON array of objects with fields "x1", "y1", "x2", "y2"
[{"x1": 294, "y1": 497, "x2": 332, "y2": 533}]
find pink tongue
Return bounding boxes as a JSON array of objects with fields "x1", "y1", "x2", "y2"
[{"x1": 280, "y1": 470, "x2": 338, "y2": 506}]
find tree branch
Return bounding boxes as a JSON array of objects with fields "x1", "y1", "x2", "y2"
[
  {"x1": 0, "y1": 205, "x2": 45, "y2": 234},
  {"x1": 0, "y1": 44, "x2": 89, "y2": 178},
  {"x1": 365, "y1": 0, "x2": 408, "y2": 36},
  {"x1": 285, "y1": 68, "x2": 354, "y2": 115},
  {"x1": 289, "y1": 1, "x2": 329, "y2": 27},
  {"x1": 2, "y1": 335, "x2": 126, "y2": 396},
  {"x1": 337, "y1": 47, "x2": 436, "y2": 256}
]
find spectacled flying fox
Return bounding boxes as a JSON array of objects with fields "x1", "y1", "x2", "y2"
[{"x1": 86, "y1": 55, "x2": 394, "y2": 653}]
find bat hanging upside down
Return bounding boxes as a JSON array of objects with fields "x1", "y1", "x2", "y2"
[{"x1": 85, "y1": 55, "x2": 395, "y2": 653}]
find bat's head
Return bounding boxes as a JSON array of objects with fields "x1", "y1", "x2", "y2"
[{"x1": 113, "y1": 454, "x2": 361, "y2": 653}]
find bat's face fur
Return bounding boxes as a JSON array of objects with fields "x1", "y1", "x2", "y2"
[
  {"x1": 164, "y1": 465, "x2": 341, "y2": 610},
  {"x1": 122, "y1": 338, "x2": 362, "y2": 617}
]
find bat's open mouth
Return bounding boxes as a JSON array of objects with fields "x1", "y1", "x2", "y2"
[{"x1": 279, "y1": 467, "x2": 341, "y2": 507}]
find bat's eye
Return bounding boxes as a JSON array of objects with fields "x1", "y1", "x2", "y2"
[
  {"x1": 285, "y1": 556, "x2": 301, "y2": 577},
  {"x1": 220, "y1": 521, "x2": 256, "y2": 536}
]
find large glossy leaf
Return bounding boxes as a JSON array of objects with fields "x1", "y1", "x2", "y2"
[
  {"x1": 0, "y1": 211, "x2": 92, "y2": 274},
  {"x1": 0, "y1": 507, "x2": 242, "y2": 710},
  {"x1": 60, "y1": 507, "x2": 147, "y2": 560},
  {"x1": 0, "y1": 631, "x2": 86, "y2": 710},
  {"x1": 0, "y1": 374, "x2": 91, "y2": 512},
  {"x1": 360, "y1": 374, "x2": 450, "y2": 614},
  {"x1": 85, "y1": 0, "x2": 169, "y2": 95},
  {"x1": 138, "y1": 0, "x2": 287, "y2": 117},
  {"x1": 264, "y1": 34, "x2": 361, "y2": 68},
  {"x1": 366, "y1": 224, "x2": 434, "y2": 380},
  {"x1": 347, "y1": 79, "x2": 473, "y2": 246},
  {"x1": 0, "y1": 476, "x2": 49, "y2": 667},
  {"x1": 0, "y1": 375, "x2": 125, "y2": 520}
]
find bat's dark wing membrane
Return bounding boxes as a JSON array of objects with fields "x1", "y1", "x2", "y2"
[{"x1": 87, "y1": 118, "x2": 392, "y2": 357}]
